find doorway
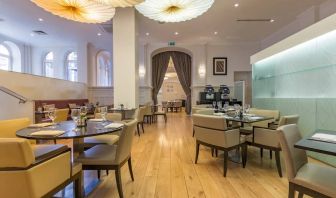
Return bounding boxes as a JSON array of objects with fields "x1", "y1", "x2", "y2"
[{"x1": 234, "y1": 71, "x2": 252, "y2": 105}]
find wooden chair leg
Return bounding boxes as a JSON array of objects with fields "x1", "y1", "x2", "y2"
[
  {"x1": 97, "y1": 170, "x2": 101, "y2": 179},
  {"x1": 270, "y1": 150, "x2": 273, "y2": 159},
  {"x1": 164, "y1": 115, "x2": 167, "y2": 123},
  {"x1": 211, "y1": 147, "x2": 214, "y2": 157},
  {"x1": 275, "y1": 151, "x2": 282, "y2": 177},
  {"x1": 195, "y1": 142, "x2": 200, "y2": 164},
  {"x1": 136, "y1": 123, "x2": 140, "y2": 136},
  {"x1": 215, "y1": 149, "x2": 218, "y2": 157},
  {"x1": 192, "y1": 128, "x2": 195, "y2": 137},
  {"x1": 115, "y1": 167, "x2": 124, "y2": 198},
  {"x1": 260, "y1": 148, "x2": 263, "y2": 158},
  {"x1": 141, "y1": 123, "x2": 145, "y2": 133},
  {"x1": 242, "y1": 144, "x2": 247, "y2": 168},
  {"x1": 74, "y1": 173, "x2": 83, "y2": 198},
  {"x1": 128, "y1": 157, "x2": 134, "y2": 181},
  {"x1": 53, "y1": 139, "x2": 57, "y2": 144},
  {"x1": 223, "y1": 151, "x2": 228, "y2": 177},
  {"x1": 298, "y1": 192, "x2": 304, "y2": 198},
  {"x1": 106, "y1": 170, "x2": 109, "y2": 175},
  {"x1": 288, "y1": 182, "x2": 295, "y2": 198}
]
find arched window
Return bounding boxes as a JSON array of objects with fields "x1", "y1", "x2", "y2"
[
  {"x1": 43, "y1": 52, "x2": 54, "y2": 77},
  {"x1": 0, "y1": 44, "x2": 11, "y2": 71},
  {"x1": 66, "y1": 51, "x2": 78, "y2": 81},
  {"x1": 97, "y1": 51, "x2": 112, "y2": 86}
]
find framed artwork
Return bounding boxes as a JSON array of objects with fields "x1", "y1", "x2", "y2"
[{"x1": 213, "y1": 57, "x2": 227, "y2": 75}]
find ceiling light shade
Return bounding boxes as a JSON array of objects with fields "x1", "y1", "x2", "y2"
[
  {"x1": 31, "y1": 0, "x2": 116, "y2": 23},
  {"x1": 135, "y1": 0, "x2": 214, "y2": 23},
  {"x1": 91, "y1": 0, "x2": 144, "y2": 7}
]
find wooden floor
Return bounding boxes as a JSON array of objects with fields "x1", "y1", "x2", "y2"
[{"x1": 71, "y1": 112, "x2": 298, "y2": 198}]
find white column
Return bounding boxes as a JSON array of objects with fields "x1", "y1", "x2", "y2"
[{"x1": 113, "y1": 8, "x2": 139, "y2": 108}]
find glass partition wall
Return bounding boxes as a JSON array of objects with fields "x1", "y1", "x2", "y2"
[{"x1": 253, "y1": 29, "x2": 336, "y2": 166}]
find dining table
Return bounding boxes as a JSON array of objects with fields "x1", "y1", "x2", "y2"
[
  {"x1": 16, "y1": 120, "x2": 123, "y2": 196},
  {"x1": 109, "y1": 107, "x2": 137, "y2": 120},
  {"x1": 294, "y1": 130, "x2": 336, "y2": 156}
]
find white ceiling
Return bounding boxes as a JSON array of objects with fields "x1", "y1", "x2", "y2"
[{"x1": 0, "y1": 0, "x2": 328, "y2": 49}]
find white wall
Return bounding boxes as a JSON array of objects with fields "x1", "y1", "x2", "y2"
[{"x1": 0, "y1": 70, "x2": 87, "y2": 121}]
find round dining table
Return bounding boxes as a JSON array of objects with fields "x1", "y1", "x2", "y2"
[{"x1": 16, "y1": 120, "x2": 123, "y2": 155}]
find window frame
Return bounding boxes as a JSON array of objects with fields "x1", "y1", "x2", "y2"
[
  {"x1": 43, "y1": 51, "x2": 54, "y2": 77},
  {"x1": 96, "y1": 51, "x2": 112, "y2": 87},
  {"x1": 65, "y1": 51, "x2": 78, "y2": 82},
  {"x1": 0, "y1": 43, "x2": 12, "y2": 71}
]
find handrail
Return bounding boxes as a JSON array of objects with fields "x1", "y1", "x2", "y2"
[{"x1": 0, "y1": 86, "x2": 27, "y2": 104}]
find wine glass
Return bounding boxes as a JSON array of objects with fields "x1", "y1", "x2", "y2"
[
  {"x1": 217, "y1": 101, "x2": 222, "y2": 109},
  {"x1": 100, "y1": 106, "x2": 108, "y2": 122},
  {"x1": 71, "y1": 109, "x2": 80, "y2": 129},
  {"x1": 80, "y1": 106, "x2": 88, "y2": 117},
  {"x1": 223, "y1": 102, "x2": 229, "y2": 112},
  {"x1": 244, "y1": 104, "x2": 251, "y2": 114},
  {"x1": 234, "y1": 104, "x2": 241, "y2": 117},
  {"x1": 47, "y1": 108, "x2": 57, "y2": 128}
]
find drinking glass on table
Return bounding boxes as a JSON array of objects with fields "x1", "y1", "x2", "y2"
[
  {"x1": 100, "y1": 106, "x2": 108, "y2": 122},
  {"x1": 71, "y1": 109, "x2": 80, "y2": 123},
  {"x1": 80, "y1": 106, "x2": 88, "y2": 117},
  {"x1": 244, "y1": 104, "x2": 251, "y2": 114},
  {"x1": 47, "y1": 108, "x2": 57, "y2": 128},
  {"x1": 223, "y1": 102, "x2": 229, "y2": 112},
  {"x1": 234, "y1": 104, "x2": 241, "y2": 117}
]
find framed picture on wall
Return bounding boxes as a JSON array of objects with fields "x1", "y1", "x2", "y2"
[{"x1": 213, "y1": 57, "x2": 227, "y2": 75}]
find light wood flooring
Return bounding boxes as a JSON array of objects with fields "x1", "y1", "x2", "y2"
[{"x1": 66, "y1": 112, "x2": 323, "y2": 198}]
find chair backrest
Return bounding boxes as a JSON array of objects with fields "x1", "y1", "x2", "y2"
[
  {"x1": 0, "y1": 138, "x2": 35, "y2": 168},
  {"x1": 95, "y1": 113, "x2": 122, "y2": 121},
  {"x1": 162, "y1": 101, "x2": 167, "y2": 108},
  {"x1": 196, "y1": 109, "x2": 214, "y2": 115},
  {"x1": 193, "y1": 114, "x2": 240, "y2": 148},
  {"x1": 277, "y1": 124, "x2": 308, "y2": 181},
  {"x1": 278, "y1": 115, "x2": 299, "y2": 127},
  {"x1": 54, "y1": 108, "x2": 69, "y2": 123},
  {"x1": 0, "y1": 118, "x2": 31, "y2": 139},
  {"x1": 137, "y1": 106, "x2": 146, "y2": 122},
  {"x1": 144, "y1": 105, "x2": 152, "y2": 115},
  {"x1": 115, "y1": 119, "x2": 137, "y2": 163}
]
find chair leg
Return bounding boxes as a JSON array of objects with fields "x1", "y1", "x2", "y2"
[
  {"x1": 141, "y1": 123, "x2": 145, "y2": 133},
  {"x1": 97, "y1": 170, "x2": 101, "y2": 179},
  {"x1": 106, "y1": 170, "x2": 109, "y2": 175},
  {"x1": 288, "y1": 182, "x2": 295, "y2": 198},
  {"x1": 275, "y1": 151, "x2": 282, "y2": 177},
  {"x1": 211, "y1": 148, "x2": 214, "y2": 157},
  {"x1": 223, "y1": 151, "x2": 228, "y2": 177},
  {"x1": 242, "y1": 144, "x2": 247, "y2": 168},
  {"x1": 53, "y1": 139, "x2": 57, "y2": 144},
  {"x1": 192, "y1": 128, "x2": 195, "y2": 137},
  {"x1": 298, "y1": 192, "x2": 304, "y2": 198},
  {"x1": 136, "y1": 123, "x2": 140, "y2": 136},
  {"x1": 270, "y1": 150, "x2": 273, "y2": 159},
  {"x1": 195, "y1": 142, "x2": 200, "y2": 164},
  {"x1": 260, "y1": 148, "x2": 263, "y2": 158},
  {"x1": 164, "y1": 115, "x2": 167, "y2": 123},
  {"x1": 115, "y1": 167, "x2": 124, "y2": 198},
  {"x1": 74, "y1": 173, "x2": 83, "y2": 198},
  {"x1": 128, "y1": 157, "x2": 134, "y2": 181},
  {"x1": 215, "y1": 149, "x2": 218, "y2": 157}
]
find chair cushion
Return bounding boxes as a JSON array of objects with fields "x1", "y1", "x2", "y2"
[
  {"x1": 32, "y1": 144, "x2": 69, "y2": 161},
  {"x1": 84, "y1": 135, "x2": 119, "y2": 145},
  {"x1": 76, "y1": 145, "x2": 117, "y2": 165},
  {"x1": 293, "y1": 163, "x2": 336, "y2": 198}
]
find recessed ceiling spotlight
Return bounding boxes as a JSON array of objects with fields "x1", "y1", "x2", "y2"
[
  {"x1": 97, "y1": 32, "x2": 102, "y2": 36},
  {"x1": 174, "y1": 32, "x2": 179, "y2": 35},
  {"x1": 234, "y1": 3, "x2": 239, "y2": 7},
  {"x1": 214, "y1": 31, "x2": 218, "y2": 35},
  {"x1": 145, "y1": 32, "x2": 150, "y2": 36},
  {"x1": 38, "y1": 18, "x2": 44, "y2": 22},
  {"x1": 270, "y1": 19, "x2": 275, "y2": 23},
  {"x1": 30, "y1": 33, "x2": 35, "y2": 37}
]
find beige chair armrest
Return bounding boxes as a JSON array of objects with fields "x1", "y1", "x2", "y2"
[
  {"x1": 224, "y1": 128, "x2": 241, "y2": 148},
  {"x1": 252, "y1": 126, "x2": 280, "y2": 148}
]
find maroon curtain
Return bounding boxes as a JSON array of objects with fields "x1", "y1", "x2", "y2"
[
  {"x1": 151, "y1": 52, "x2": 171, "y2": 104},
  {"x1": 170, "y1": 51, "x2": 192, "y2": 114}
]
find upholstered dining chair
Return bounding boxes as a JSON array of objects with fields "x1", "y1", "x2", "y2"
[
  {"x1": 269, "y1": 115, "x2": 300, "y2": 129},
  {"x1": 277, "y1": 124, "x2": 336, "y2": 198},
  {"x1": 95, "y1": 112, "x2": 122, "y2": 122},
  {"x1": 54, "y1": 108, "x2": 69, "y2": 123},
  {"x1": 0, "y1": 117, "x2": 35, "y2": 144},
  {"x1": 195, "y1": 109, "x2": 215, "y2": 115},
  {"x1": 76, "y1": 119, "x2": 137, "y2": 198},
  {"x1": 136, "y1": 106, "x2": 146, "y2": 136},
  {"x1": 192, "y1": 114, "x2": 247, "y2": 177},
  {"x1": 143, "y1": 105, "x2": 153, "y2": 124},
  {"x1": 153, "y1": 106, "x2": 167, "y2": 123},
  {"x1": 0, "y1": 138, "x2": 82, "y2": 198}
]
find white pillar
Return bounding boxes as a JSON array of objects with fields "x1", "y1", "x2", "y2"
[{"x1": 113, "y1": 8, "x2": 139, "y2": 108}]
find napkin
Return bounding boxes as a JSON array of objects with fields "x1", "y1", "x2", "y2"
[
  {"x1": 89, "y1": 118, "x2": 104, "y2": 122},
  {"x1": 104, "y1": 123, "x2": 124, "y2": 129},
  {"x1": 31, "y1": 130, "x2": 65, "y2": 137},
  {"x1": 311, "y1": 133, "x2": 336, "y2": 143},
  {"x1": 28, "y1": 123, "x2": 54, "y2": 128}
]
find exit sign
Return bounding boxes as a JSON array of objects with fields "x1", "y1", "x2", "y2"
[{"x1": 168, "y1": 41, "x2": 175, "y2": 46}]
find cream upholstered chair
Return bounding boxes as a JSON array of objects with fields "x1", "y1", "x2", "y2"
[
  {"x1": 54, "y1": 108, "x2": 69, "y2": 123},
  {"x1": 0, "y1": 118, "x2": 35, "y2": 144},
  {"x1": 0, "y1": 138, "x2": 82, "y2": 198},
  {"x1": 137, "y1": 106, "x2": 146, "y2": 135},
  {"x1": 84, "y1": 112, "x2": 123, "y2": 147},
  {"x1": 196, "y1": 109, "x2": 215, "y2": 115},
  {"x1": 153, "y1": 105, "x2": 167, "y2": 123},
  {"x1": 269, "y1": 115, "x2": 300, "y2": 129},
  {"x1": 193, "y1": 114, "x2": 247, "y2": 177},
  {"x1": 277, "y1": 124, "x2": 336, "y2": 198},
  {"x1": 95, "y1": 112, "x2": 122, "y2": 122},
  {"x1": 143, "y1": 105, "x2": 153, "y2": 124},
  {"x1": 76, "y1": 120, "x2": 137, "y2": 198}
]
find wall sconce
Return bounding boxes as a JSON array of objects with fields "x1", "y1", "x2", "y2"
[
  {"x1": 139, "y1": 66, "x2": 146, "y2": 78},
  {"x1": 198, "y1": 65, "x2": 206, "y2": 77}
]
